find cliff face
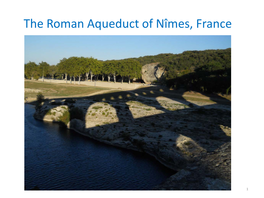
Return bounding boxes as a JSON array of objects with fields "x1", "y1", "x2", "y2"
[{"x1": 141, "y1": 63, "x2": 165, "y2": 84}]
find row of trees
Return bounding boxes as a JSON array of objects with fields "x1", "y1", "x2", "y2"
[
  {"x1": 25, "y1": 48, "x2": 231, "y2": 93},
  {"x1": 24, "y1": 61, "x2": 57, "y2": 82},
  {"x1": 24, "y1": 57, "x2": 142, "y2": 84}
]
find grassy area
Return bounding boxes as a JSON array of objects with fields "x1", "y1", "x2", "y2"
[{"x1": 24, "y1": 80, "x2": 112, "y2": 99}]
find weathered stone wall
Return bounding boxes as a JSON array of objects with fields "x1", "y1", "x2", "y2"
[{"x1": 33, "y1": 96, "x2": 231, "y2": 190}]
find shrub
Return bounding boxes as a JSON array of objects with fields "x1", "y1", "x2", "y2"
[
  {"x1": 36, "y1": 92, "x2": 44, "y2": 103},
  {"x1": 45, "y1": 109, "x2": 52, "y2": 115},
  {"x1": 58, "y1": 110, "x2": 70, "y2": 126},
  {"x1": 92, "y1": 106, "x2": 102, "y2": 110},
  {"x1": 57, "y1": 106, "x2": 84, "y2": 126},
  {"x1": 45, "y1": 109, "x2": 56, "y2": 116},
  {"x1": 35, "y1": 92, "x2": 45, "y2": 110}
]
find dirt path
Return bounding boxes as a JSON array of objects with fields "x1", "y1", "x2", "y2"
[{"x1": 36, "y1": 79, "x2": 144, "y2": 89}]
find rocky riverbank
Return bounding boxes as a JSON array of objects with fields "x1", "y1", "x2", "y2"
[{"x1": 33, "y1": 94, "x2": 231, "y2": 190}]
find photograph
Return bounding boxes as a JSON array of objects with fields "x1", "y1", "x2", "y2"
[{"x1": 24, "y1": 35, "x2": 231, "y2": 190}]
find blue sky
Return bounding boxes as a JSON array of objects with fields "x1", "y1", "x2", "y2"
[{"x1": 25, "y1": 35, "x2": 231, "y2": 65}]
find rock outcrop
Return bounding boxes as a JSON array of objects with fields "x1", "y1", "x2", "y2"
[
  {"x1": 33, "y1": 95, "x2": 231, "y2": 190},
  {"x1": 141, "y1": 63, "x2": 165, "y2": 84},
  {"x1": 34, "y1": 104, "x2": 69, "y2": 122}
]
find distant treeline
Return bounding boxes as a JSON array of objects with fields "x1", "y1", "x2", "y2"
[
  {"x1": 24, "y1": 58, "x2": 142, "y2": 84},
  {"x1": 25, "y1": 48, "x2": 231, "y2": 93}
]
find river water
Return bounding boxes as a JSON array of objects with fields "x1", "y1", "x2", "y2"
[{"x1": 24, "y1": 104, "x2": 174, "y2": 190}]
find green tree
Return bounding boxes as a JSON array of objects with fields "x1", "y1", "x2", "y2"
[
  {"x1": 39, "y1": 61, "x2": 50, "y2": 82},
  {"x1": 83, "y1": 57, "x2": 92, "y2": 81},
  {"x1": 55, "y1": 63, "x2": 64, "y2": 79},
  {"x1": 89, "y1": 58, "x2": 102, "y2": 82},
  {"x1": 103, "y1": 60, "x2": 114, "y2": 82},
  {"x1": 48, "y1": 65, "x2": 58, "y2": 81},
  {"x1": 123, "y1": 59, "x2": 142, "y2": 83},
  {"x1": 75, "y1": 57, "x2": 87, "y2": 84},
  {"x1": 105, "y1": 60, "x2": 120, "y2": 83},
  {"x1": 58, "y1": 58, "x2": 70, "y2": 83},
  {"x1": 66, "y1": 57, "x2": 78, "y2": 84},
  {"x1": 24, "y1": 61, "x2": 39, "y2": 80},
  {"x1": 129, "y1": 59, "x2": 142, "y2": 81},
  {"x1": 117, "y1": 60, "x2": 126, "y2": 83},
  {"x1": 112, "y1": 60, "x2": 119, "y2": 83}
]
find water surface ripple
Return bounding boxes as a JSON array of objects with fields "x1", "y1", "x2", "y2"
[{"x1": 25, "y1": 104, "x2": 174, "y2": 190}]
